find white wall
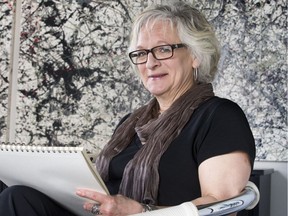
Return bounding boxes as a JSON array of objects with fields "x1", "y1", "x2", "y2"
[{"x1": 254, "y1": 161, "x2": 287, "y2": 216}]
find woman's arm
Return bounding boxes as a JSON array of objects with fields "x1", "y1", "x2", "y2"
[
  {"x1": 76, "y1": 151, "x2": 251, "y2": 216},
  {"x1": 192, "y1": 151, "x2": 252, "y2": 215}
]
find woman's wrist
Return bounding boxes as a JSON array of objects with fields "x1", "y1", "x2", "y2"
[{"x1": 141, "y1": 203, "x2": 158, "y2": 212}]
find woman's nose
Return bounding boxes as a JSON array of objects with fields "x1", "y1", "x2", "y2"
[{"x1": 145, "y1": 52, "x2": 160, "y2": 69}]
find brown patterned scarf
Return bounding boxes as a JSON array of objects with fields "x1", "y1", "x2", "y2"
[{"x1": 96, "y1": 83, "x2": 214, "y2": 204}]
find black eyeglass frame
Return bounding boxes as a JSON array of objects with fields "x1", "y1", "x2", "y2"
[{"x1": 128, "y1": 43, "x2": 186, "y2": 65}]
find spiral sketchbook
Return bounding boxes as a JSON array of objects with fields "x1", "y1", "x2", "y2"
[{"x1": 0, "y1": 144, "x2": 109, "y2": 216}]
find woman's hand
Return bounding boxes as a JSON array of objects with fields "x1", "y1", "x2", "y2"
[{"x1": 76, "y1": 189, "x2": 143, "y2": 216}]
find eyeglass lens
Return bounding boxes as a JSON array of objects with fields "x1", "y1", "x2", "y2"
[{"x1": 130, "y1": 45, "x2": 173, "y2": 64}]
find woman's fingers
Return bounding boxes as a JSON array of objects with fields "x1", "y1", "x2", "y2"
[{"x1": 76, "y1": 188, "x2": 107, "y2": 201}]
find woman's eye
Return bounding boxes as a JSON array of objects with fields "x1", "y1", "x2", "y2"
[
  {"x1": 138, "y1": 51, "x2": 147, "y2": 57},
  {"x1": 159, "y1": 46, "x2": 171, "y2": 53}
]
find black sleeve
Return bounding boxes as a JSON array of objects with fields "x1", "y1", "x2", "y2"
[{"x1": 197, "y1": 99, "x2": 256, "y2": 168}]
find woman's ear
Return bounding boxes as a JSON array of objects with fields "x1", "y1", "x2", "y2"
[{"x1": 192, "y1": 57, "x2": 199, "y2": 69}]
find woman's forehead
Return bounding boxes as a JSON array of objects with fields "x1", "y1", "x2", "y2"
[{"x1": 137, "y1": 20, "x2": 178, "y2": 42}]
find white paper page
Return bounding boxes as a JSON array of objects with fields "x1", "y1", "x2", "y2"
[{"x1": 0, "y1": 146, "x2": 107, "y2": 216}]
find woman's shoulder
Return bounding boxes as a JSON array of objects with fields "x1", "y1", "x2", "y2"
[
  {"x1": 194, "y1": 96, "x2": 248, "y2": 124},
  {"x1": 201, "y1": 96, "x2": 239, "y2": 107}
]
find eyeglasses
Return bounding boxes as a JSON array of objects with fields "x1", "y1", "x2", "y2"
[{"x1": 128, "y1": 43, "x2": 186, "y2": 65}]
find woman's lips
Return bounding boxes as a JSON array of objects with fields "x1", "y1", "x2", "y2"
[{"x1": 148, "y1": 73, "x2": 168, "y2": 79}]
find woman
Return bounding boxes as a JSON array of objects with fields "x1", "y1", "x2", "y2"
[{"x1": 0, "y1": 2, "x2": 255, "y2": 216}]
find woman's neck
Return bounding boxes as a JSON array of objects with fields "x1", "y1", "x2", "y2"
[{"x1": 156, "y1": 83, "x2": 194, "y2": 113}]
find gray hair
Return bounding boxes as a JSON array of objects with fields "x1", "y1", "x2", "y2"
[{"x1": 128, "y1": 1, "x2": 220, "y2": 83}]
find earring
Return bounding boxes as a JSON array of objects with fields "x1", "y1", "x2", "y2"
[{"x1": 193, "y1": 68, "x2": 198, "y2": 82}]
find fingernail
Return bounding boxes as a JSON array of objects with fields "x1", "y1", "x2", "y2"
[{"x1": 76, "y1": 190, "x2": 83, "y2": 195}]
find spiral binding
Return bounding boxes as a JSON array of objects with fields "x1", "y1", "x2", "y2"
[{"x1": 0, "y1": 142, "x2": 83, "y2": 153}]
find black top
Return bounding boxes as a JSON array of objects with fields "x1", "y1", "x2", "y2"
[{"x1": 105, "y1": 97, "x2": 256, "y2": 205}]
